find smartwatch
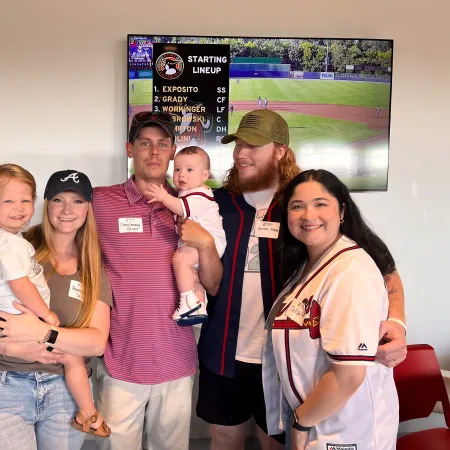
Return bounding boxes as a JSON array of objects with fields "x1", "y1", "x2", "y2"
[
  {"x1": 43, "y1": 326, "x2": 59, "y2": 345},
  {"x1": 292, "y1": 409, "x2": 312, "y2": 432}
]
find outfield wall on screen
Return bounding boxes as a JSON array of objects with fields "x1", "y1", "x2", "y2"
[
  {"x1": 288, "y1": 71, "x2": 391, "y2": 83},
  {"x1": 229, "y1": 62, "x2": 291, "y2": 78},
  {"x1": 334, "y1": 75, "x2": 391, "y2": 83}
]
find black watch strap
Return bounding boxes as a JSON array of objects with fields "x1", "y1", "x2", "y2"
[
  {"x1": 292, "y1": 409, "x2": 312, "y2": 432},
  {"x1": 292, "y1": 421, "x2": 312, "y2": 432}
]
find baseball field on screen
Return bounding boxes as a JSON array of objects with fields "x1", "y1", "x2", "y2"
[{"x1": 129, "y1": 77, "x2": 391, "y2": 190}]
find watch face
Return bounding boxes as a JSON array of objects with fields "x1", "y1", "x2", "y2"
[{"x1": 47, "y1": 329, "x2": 59, "y2": 344}]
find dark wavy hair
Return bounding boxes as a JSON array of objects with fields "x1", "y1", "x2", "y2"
[{"x1": 280, "y1": 169, "x2": 396, "y2": 282}]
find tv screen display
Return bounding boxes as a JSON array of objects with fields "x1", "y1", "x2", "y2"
[{"x1": 127, "y1": 35, "x2": 393, "y2": 191}]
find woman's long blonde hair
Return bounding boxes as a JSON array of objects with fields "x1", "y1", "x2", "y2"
[{"x1": 24, "y1": 201, "x2": 102, "y2": 328}]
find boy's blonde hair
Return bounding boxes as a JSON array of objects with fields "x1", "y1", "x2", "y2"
[{"x1": 0, "y1": 164, "x2": 37, "y2": 199}]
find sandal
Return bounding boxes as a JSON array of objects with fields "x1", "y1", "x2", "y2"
[{"x1": 71, "y1": 410, "x2": 111, "y2": 438}]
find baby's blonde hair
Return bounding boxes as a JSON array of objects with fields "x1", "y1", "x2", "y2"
[
  {"x1": 0, "y1": 164, "x2": 37, "y2": 199},
  {"x1": 175, "y1": 146, "x2": 211, "y2": 170}
]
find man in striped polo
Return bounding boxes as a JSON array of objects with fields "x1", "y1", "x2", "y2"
[{"x1": 93, "y1": 111, "x2": 223, "y2": 450}]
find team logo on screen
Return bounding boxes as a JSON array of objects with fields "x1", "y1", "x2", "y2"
[{"x1": 155, "y1": 52, "x2": 184, "y2": 80}]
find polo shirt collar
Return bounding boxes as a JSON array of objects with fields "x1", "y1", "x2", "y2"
[{"x1": 124, "y1": 176, "x2": 144, "y2": 205}]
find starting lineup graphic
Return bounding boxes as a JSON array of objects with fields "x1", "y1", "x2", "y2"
[{"x1": 128, "y1": 35, "x2": 394, "y2": 191}]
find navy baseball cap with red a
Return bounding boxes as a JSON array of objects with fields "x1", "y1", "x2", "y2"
[
  {"x1": 44, "y1": 170, "x2": 93, "y2": 202},
  {"x1": 128, "y1": 111, "x2": 175, "y2": 143}
]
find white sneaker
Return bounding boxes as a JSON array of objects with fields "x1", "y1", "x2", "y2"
[
  {"x1": 172, "y1": 292, "x2": 200, "y2": 320},
  {"x1": 173, "y1": 291, "x2": 208, "y2": 327}
]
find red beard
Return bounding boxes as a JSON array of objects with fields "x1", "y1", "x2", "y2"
[{"x1": 226, "y1": 152, "x2": 279, "y2": 193}]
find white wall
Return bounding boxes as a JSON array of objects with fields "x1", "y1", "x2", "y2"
[{"x1": 1, "y1": 0, "x2": 450, "y2": 389}]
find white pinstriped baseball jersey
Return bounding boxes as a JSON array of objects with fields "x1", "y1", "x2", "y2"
[
  {"x1": 262, "y1": 236, "x2": 398, "y2": 450},
  {"x1": 177, "y1": 186, "x2": 226, "y2": 257}
]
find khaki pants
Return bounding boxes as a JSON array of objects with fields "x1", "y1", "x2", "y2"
[{"x1": 95, "y1": 358, "x2": 194, "y2": 450}]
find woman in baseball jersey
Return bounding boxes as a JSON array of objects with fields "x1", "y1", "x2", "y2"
[{"x1": 262, "y1": 169, "x2": 399, "y2": 450}]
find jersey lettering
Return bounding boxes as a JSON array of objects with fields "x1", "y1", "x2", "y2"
[{"x1": 274, "y1": 296, "x2": 321, "y2": 339}]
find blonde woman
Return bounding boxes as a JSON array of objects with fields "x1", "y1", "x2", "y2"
[{"x1": 0, "y1": 169, "x2": 112, "y2": 450}]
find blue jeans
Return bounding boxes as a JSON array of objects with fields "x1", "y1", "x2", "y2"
[{"x1": 0, "y1": 371, "x2": 87, "y2": 450}]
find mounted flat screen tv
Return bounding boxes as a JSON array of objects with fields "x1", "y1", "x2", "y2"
[{"x1": 128, "y1": 34, "x2": 393, "y2": 191}]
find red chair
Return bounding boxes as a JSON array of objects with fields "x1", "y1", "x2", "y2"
[{"x1": 394, "y1": 344, "x2": 450, "y2": 449}]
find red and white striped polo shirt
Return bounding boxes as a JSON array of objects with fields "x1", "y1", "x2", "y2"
[{"x1": 93, "y1": 177, "x2": 197, "y2": 384}]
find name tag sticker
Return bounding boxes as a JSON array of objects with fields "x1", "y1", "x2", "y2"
[
  {"x1": 118, "y1": 218, "x2": 143, "y2": 233},
  {"x1": 254, "y1": 220, "x2": 280, "y2": 239},
  {"x1": 285, "y1": 298, "x2": 306, "y2": 326},
  {"x1": 68, "y1": 280, "x2": 82, "y2": 301}
]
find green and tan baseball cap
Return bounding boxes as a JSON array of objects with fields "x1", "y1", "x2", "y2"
[{"x1": 221, "y1": 109, "x2": 290, "y2": 147}]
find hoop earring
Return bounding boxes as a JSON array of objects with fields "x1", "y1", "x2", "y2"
[{"x1": 340, "y1": 218, "x2": 344, "y2": 224}]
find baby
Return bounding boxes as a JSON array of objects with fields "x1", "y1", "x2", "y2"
[{"x1": 145, "y1": 146, "x2": 226, "y2": 326}]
